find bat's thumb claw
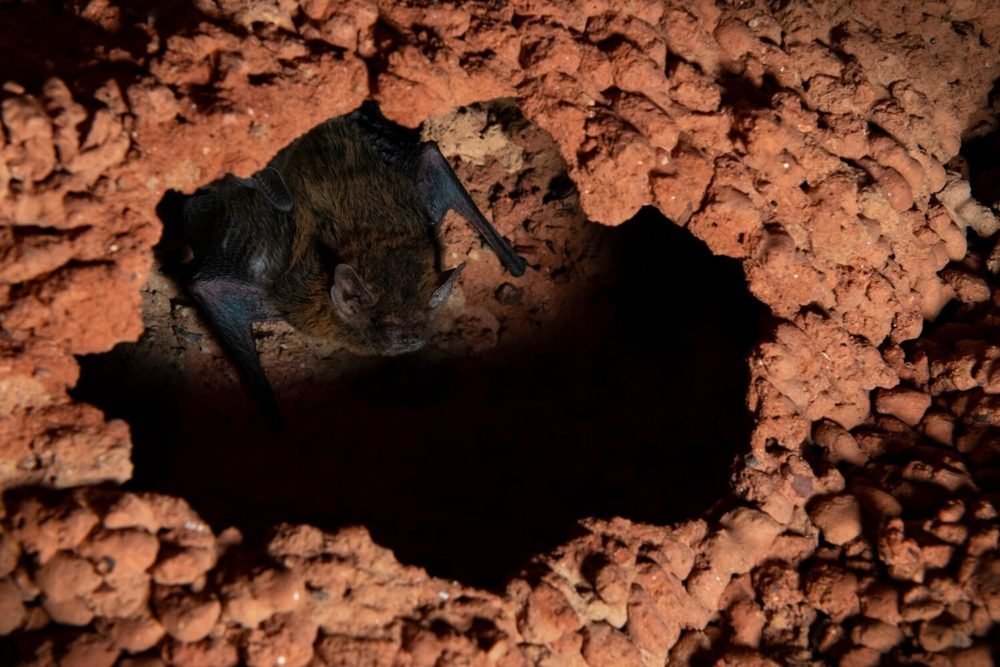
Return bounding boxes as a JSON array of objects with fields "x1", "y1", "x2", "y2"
[{"x1": 508, "y1": 256, "x2": 527, "y2": 277}]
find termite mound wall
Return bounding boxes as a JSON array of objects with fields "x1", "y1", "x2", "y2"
[{"x1": 1, "y1": 0, "x2": 999, "y2": 665}]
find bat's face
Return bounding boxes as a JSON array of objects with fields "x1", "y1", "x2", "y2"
[{"x1": 329, "y1": 261, "x2": 464, "y2": 356}]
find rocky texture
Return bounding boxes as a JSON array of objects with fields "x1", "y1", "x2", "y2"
[{"x1": 1, "y1": 0, "x2": 1000, "y2": 664}]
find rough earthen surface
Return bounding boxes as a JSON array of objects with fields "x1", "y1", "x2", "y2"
[{"x1": 2, "y1": 0, "x2": 999, "y2": 664}]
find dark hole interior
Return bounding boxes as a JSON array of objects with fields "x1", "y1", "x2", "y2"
[
  {"x1": 73, "y1": 117, "x2": 765, "y2": 589},
  {"x1": 927, "y1": 79, "x2": 1000, "y2": 333},
  {"x1": 958, "y1": 85, "x2": 1000, "y2": 216},
  {"x1": 74, "y1": 206, "x2": 763, "y2": 589}
]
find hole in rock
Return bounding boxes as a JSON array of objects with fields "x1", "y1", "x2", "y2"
[
  {"x1": 927, "y1": 77, "x2": 1000, "y2": 332},
  {"x1": 957, "y1": 77, "x2": 1000, "y2": 216},
  {"x1": 73, "y1": 104, "x2": 765, "y2": 589}
]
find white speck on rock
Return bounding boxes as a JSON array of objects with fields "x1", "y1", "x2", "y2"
[{"x1": 184, "y1": 520, "x2": 206, "y2": 532}]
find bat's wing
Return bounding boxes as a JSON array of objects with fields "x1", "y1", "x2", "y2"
[
  {"x1": 352, "y1": 101, "x2": 527, "y2": 277},
  {"x1": 189, "y1": 276, "x2": 284, "y2": 430},
  {"x1": 414, "y1": 142, "x2": 526, "y2": 276},
  {"x1": 236, "y1": 166, "x2": 293, "y2": 212}
]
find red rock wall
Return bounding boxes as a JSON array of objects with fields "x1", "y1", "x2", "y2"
[{"x1": 1, "y1": 0, "x2": 999, "y2": 664}]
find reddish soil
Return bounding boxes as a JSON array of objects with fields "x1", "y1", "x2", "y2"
[{"x1": 1, "y1": 0, "x2": 999, "y2": 665}]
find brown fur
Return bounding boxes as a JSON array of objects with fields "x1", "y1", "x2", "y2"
[{"x1": 268, "y1": 118, "x2": 443, "y2": 354}]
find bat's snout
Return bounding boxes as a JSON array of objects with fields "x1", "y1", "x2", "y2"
[{"x1": 381, "y1": 326, "x2": 425, "y2": 356}]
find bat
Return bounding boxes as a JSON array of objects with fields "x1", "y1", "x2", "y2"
[{"x1": 176, "y1": 101, "x2": 526, "y2": 427}]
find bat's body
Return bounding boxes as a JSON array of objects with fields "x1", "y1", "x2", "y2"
[{"x1": 180, "y1": 102, "x2": 525, "y2": 426}]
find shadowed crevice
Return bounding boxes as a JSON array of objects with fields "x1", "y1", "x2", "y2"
[{"x1": 74, "y1": 203, "x2": 764, "y2": 590}]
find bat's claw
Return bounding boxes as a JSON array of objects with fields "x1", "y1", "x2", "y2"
[{"x1": 506, "y1": 254, "x2": 527, "y2": 277}]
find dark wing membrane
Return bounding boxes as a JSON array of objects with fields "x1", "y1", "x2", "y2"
[
  {"x1": 415, "y1": 142, "x2": 526, "y2": 276},
  {"x1": 189, "y1": 277, "x2": 284, "y2": 430},
  {"x1": 351, "y1": 101, "x2": 527, "y2": 277},
  {"x1": 180, "y1": 189, "x2": 226, "y2": 257}
]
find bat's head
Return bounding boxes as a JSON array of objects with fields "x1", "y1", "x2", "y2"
[{"x1": 329, "y1": 260, "x2": 465, "y2": 356}]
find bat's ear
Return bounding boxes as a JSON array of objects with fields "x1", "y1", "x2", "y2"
[
  {"x1": 236, "y1": 167, "x2": 293, "y2": 212},
  {"x1": 331, "y1": 264, "x2": 375, "y2": 318},
  {"x1": 429, "y1": 263, "x2": 466, "y2": 309}
]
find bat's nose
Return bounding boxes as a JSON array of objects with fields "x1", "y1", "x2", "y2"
[{"x1": 383, "y1": 327, "x2": 424, "y2": 355}]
